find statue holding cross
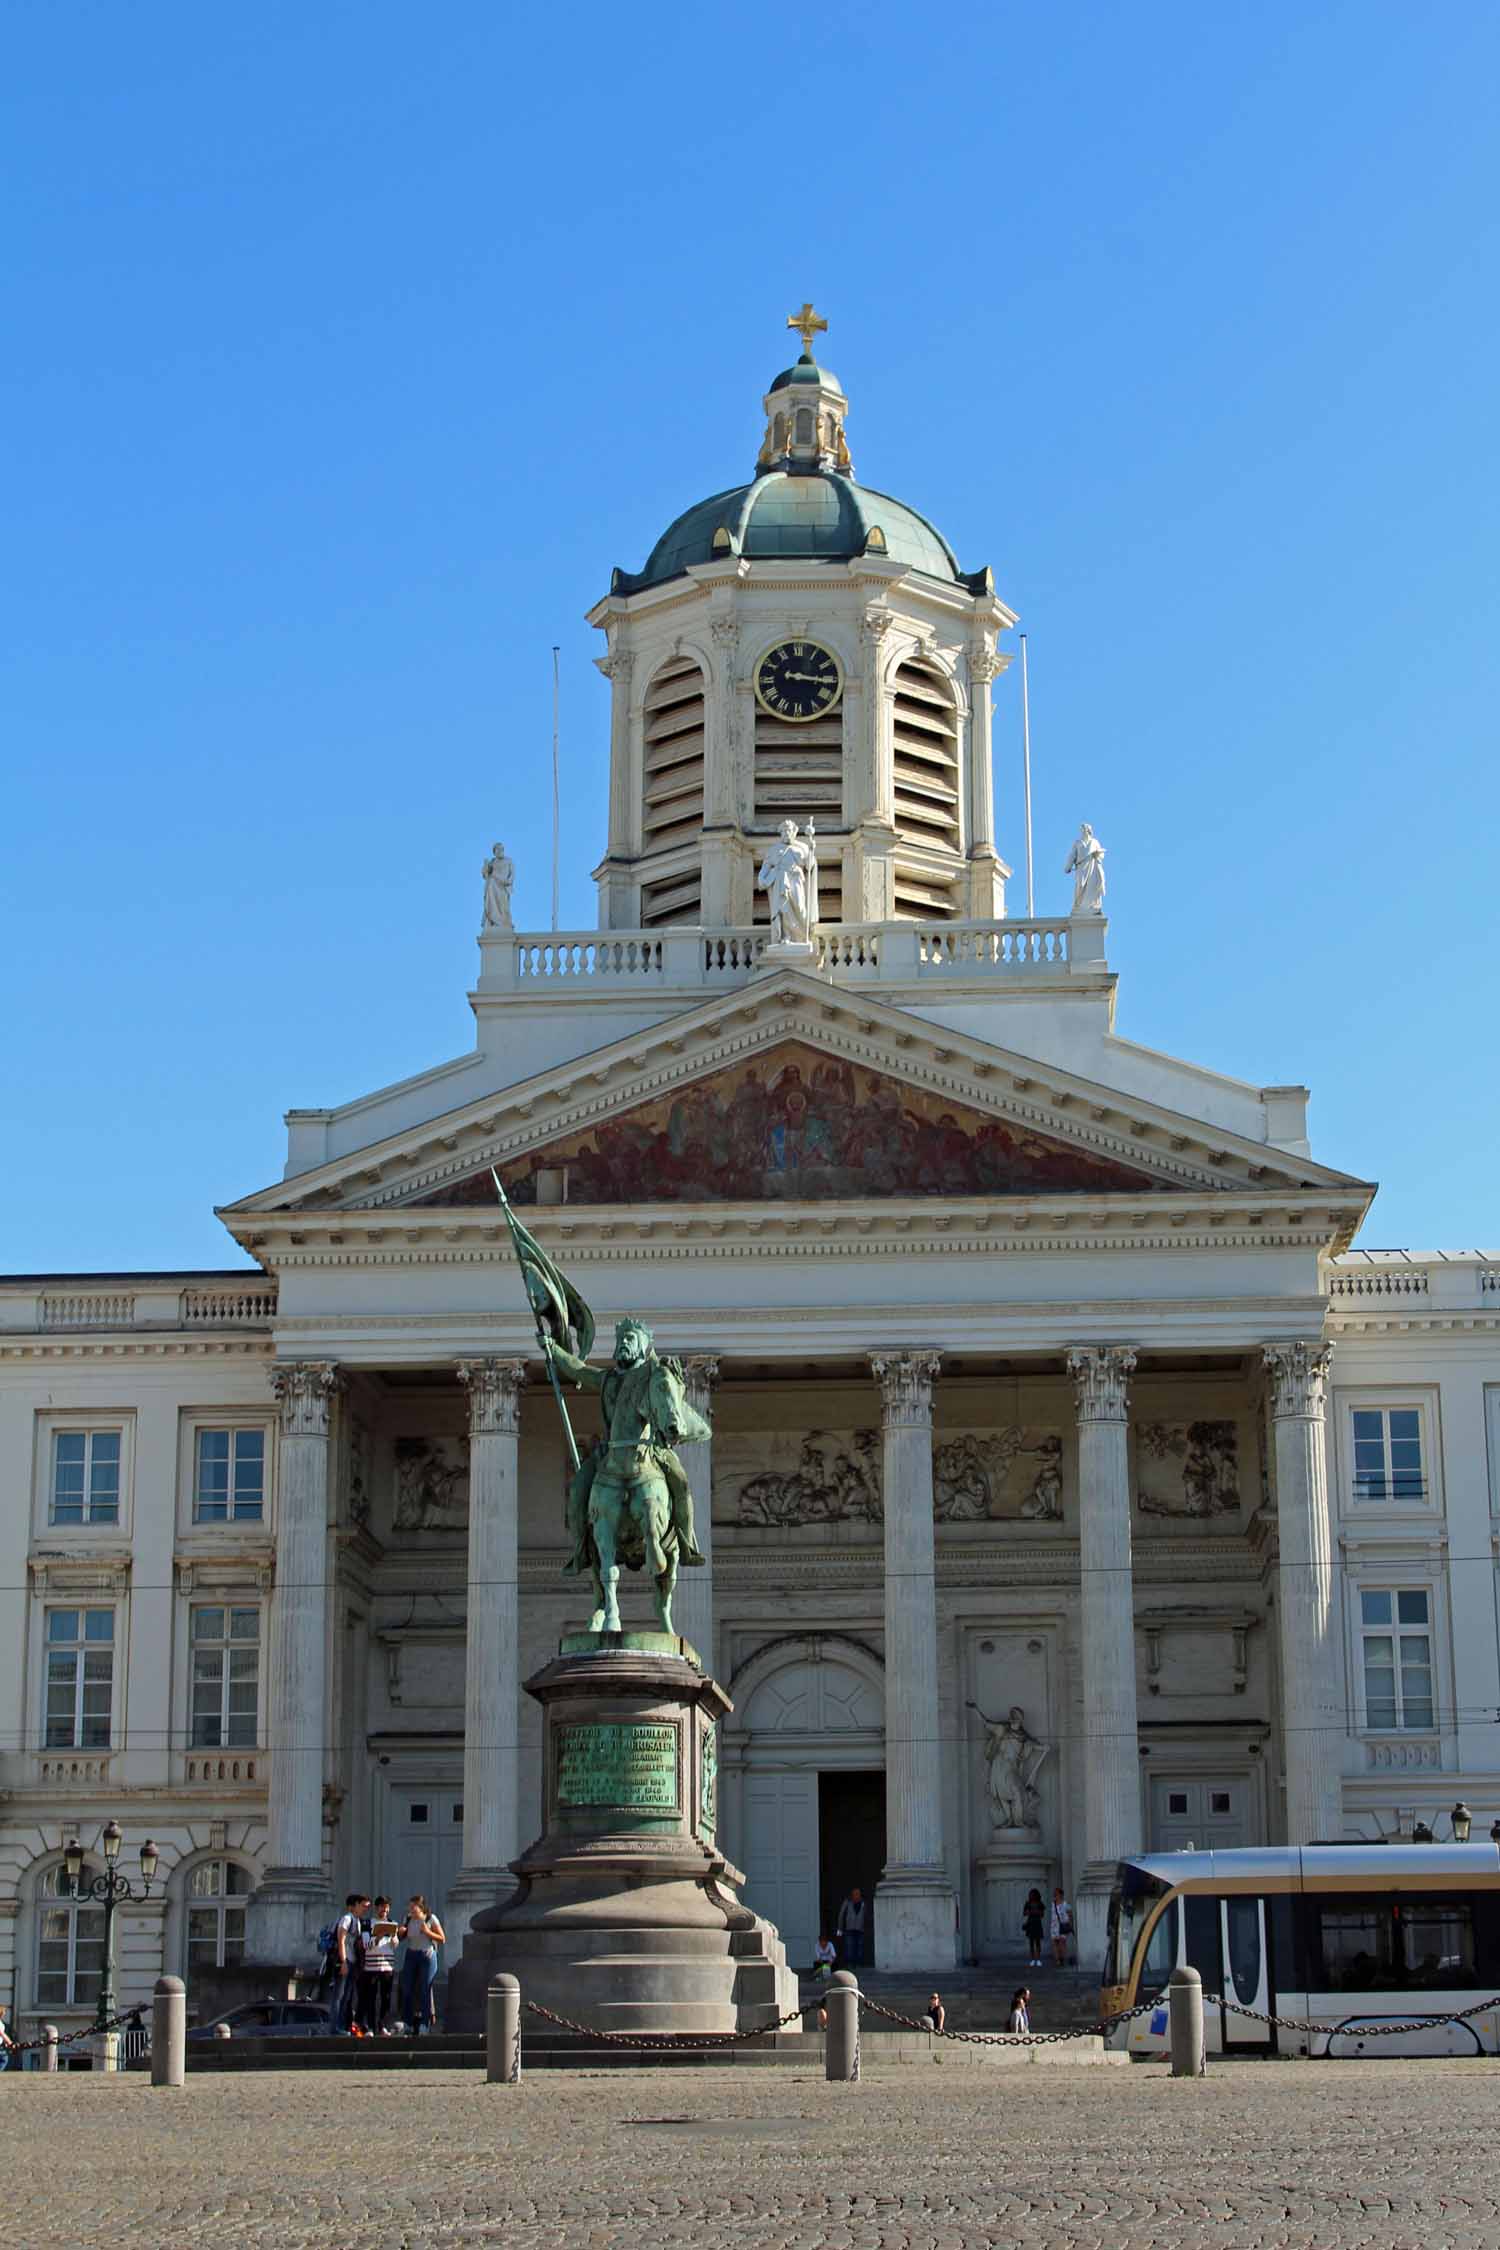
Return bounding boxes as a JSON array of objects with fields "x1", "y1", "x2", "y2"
[{"x1": 787, "y1": 300, "x2": 828, "y2": 357}]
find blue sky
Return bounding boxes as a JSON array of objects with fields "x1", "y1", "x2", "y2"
[{"x1": 5, "y1": 2, "x2": 1497, "y2": 1270}]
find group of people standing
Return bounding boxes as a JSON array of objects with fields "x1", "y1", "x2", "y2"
[{"x1": 325, "y1": 1893, "x2": 446, "y2": 2038}]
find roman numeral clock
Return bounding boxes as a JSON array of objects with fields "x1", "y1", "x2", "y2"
[{"x1": 754, "y1": 640, "x2": 843, "y2": 721}]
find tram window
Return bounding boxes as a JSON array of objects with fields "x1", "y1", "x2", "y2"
[
  {"x1": 1314, "y1": 1896, "x2": 1476, "y2": 1989},
  {"x1": 1225, "y1": 1896, "x2": 1262, "y2": 2005},
  {"x1": 1398, "y1": 1903, "x2": 1474, "y2": 1986},
  {"x1": 1140, "y1": 1899, "x2": 1179, "y2": 1989}
]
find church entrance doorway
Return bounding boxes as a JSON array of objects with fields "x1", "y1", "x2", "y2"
[
  {"x1": 726, "y1": 1635, "x2": 886, "y2": 1975},
  {"x1": 819, "y1": 1769, "x2": 885, "y2": 1963},
  {"x1": 383, "y1": 1783, "x2": 464, "y2": 1943}
]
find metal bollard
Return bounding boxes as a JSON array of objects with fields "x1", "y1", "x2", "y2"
[
  {"x1": 41, "y1": 2025, "x2": 59, "y2": 2073},
  {"x1": 1168, "y1": 1965, "x2": 1205, "y2": 2077},
  {"x1": 486, "y1": 1975, "x2": 521, "y2": 2084},
  {"x1": 213, "y1": 2021, "x2": 232, "y2": 2040},
  {"x1": 825, "y1": 1970, "x2": 860, "y2": 2082},
  {"x1": 151, "y1": 1975, "x2": 186, "y2": 2088}
]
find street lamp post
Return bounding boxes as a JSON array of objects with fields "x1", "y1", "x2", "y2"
[{"x1": 62, "y1": 1822, "x2": 159, "y2": 2033}]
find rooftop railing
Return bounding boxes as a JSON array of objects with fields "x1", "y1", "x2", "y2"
[{"x1": 482, "y1": 915, "x2": 1102, "y2": 996}]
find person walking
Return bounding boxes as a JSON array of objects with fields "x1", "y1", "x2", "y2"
[
  {"x1": 836, "y1": 1887, "x2": 867, "y2": 1968},
  {"x1": 1022, "y1": 1887, "x2": 1046, "y2": 1968},
  {"x1": 0, "y1": 2000, "x2": 15, "y2": 2070},
  {"x1": 1049, "y1": 1886, "x2": 1074, "y2": 1968},
  {"x1": 1008, "y1": 1985, "x2": 1032, "y2": 2034},
  {"x1": 328, "y1": 1893, "x2": 368, "y2": 2036},
  {"x1": 398, "y1": 1894, "x2": 445, "y2": 2037},
  {"x1": 359, "y1": 1896, "x2": 400, "y2": 2036}
]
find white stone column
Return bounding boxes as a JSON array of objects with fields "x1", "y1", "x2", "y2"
[
  {"x1": 246, "y1": 1361, "x2": 340, "y2": 1962},
  {"x1": 871, "y1": 1351, "x2": 957, "y2": 1971},
  {"x1": 1067, "y1": 1346, "x2": 1142, "y2": 1967},
  {"x1": 963, "y1": 642, "x2": 1009, "y2": 917},
  {"x1": 1264, "y1": 1342, "x2": 1345, "y2": 1842},
  {"x1": 447, "y1": 1358, "x2": 526, "y2": 1952},
  {"x1": 671, "y1": 1356, "x2": 719, "y2": 1672}
]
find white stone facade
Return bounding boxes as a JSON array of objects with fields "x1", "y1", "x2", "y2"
[{"x1": 3, "y1": 331, "x2": 1497, "y2": 2033}]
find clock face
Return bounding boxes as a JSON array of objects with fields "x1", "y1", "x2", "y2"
[{"x1": 754, "y1": 639, "x2": 843, "y2": 723}]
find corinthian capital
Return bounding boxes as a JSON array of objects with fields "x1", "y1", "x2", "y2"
[
  {"x1": 709, "y1": 617, "x2": 738, "y2": 649},
  {"x1": 680, "y1": 1355, "x2": 721, "y2": 1416},
  {"x1": 271, "y1": 1361, "x2": 342, "y2": 1438},
  {"x1": 457, "y1": 1357, "x2": 526, "y2": 1436},
  {"x1": 870, "y1": 1350, "x2": 941, "y2": 1427},
  {"x1": 861, "y1": 609, "x2": 895, "y2": 646},
  {"x1": 969, "y1": 642, "x2": 1004, "y2": 683},
  {"x1": 1263, "y1": 1341, "x2": 1333, "y2": 1420},
  {"x1": 1066, "y1": 1346, "x2": 1137, "y2": 1423},
  {"x1": 594, "y1": 649, "x2": 633, "y2": 684}
]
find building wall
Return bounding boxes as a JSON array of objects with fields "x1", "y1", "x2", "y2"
[{"x1": 2, "y1": 1256, "x2": 1497, "y2": 2024}]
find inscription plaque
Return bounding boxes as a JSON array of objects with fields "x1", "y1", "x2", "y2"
[{"x1": 556, "y1": 1720, "x2": 679, "y2": 1812}]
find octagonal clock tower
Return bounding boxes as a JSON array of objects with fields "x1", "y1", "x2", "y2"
[{"x1": 587, "y1": 308, "x2": 1016, "y2": 935}]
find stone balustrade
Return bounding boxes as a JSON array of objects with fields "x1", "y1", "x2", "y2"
[
  {"x1": 180, "y1": 1286, "x2": 278, "y2": 1324},
  {"x1": 40, "y1": 1291, "x2": 136, "y2": 1329},
  {"x1": 480, "y1": 915, "x2": 1101, "y2": 997}
]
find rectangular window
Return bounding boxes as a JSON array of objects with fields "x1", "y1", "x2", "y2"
[
  {"x1": 1315, "y1": 1897, "x2": 1474, "y2": 1990},
  {"x1": 44, "y1": 1608, "x2": 115, "y2": 1748},
  {"x1": 194, "y1": 1428, "x2": 265, "y2": 1523},
  {"x1": 1351, "y1": 1407, "x2": 1426, "y2": 1502},
  {"x1": 1360, "y1": 1588, "x2": 1435, "y2": 1730},
  {"x1": 49, "y1": 1430, "x2": 121, "y2": 1526},
  {"x1": 189, "y1": 1606, "x2": 261, "y2": 1748}
]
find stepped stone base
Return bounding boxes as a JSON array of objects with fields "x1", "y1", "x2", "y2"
[{"x1": 447, "y1": 1637, "x2": 797, "y2": 2037}]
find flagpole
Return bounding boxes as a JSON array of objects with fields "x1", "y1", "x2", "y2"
[
  {"x1": 1020, "y1": 630, "x2": 1035, "y2": 917},
  {"x1": 490, "y1": 1167, "x2": 581, "y2": 1472}
]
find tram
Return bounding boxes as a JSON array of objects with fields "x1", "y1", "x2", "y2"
[{"x1": 1101, "y1": 1843, "x2": 1500, "y2": 2058}]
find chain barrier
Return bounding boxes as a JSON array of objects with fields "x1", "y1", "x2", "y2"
[
  {"x1": 8, "y1": 2009, "x2": 142, "y2": 2057},
  {"x1": 859, "y1": 1994, "x2": 1160, "y2": 2046},
  {"x1": 523, "y1": 1997, "x2": 823, "y2": 2049},
  {"x1": 862, "y1": 1990, "x2": 1500, "y2": 2046}
]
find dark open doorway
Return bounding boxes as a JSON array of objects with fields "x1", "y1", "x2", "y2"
[{"x1": 819, "y1": 1769, "x2": 886, "y2": 1962}]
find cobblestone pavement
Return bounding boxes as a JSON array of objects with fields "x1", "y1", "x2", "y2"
[{"x1": 9, "y1": 2060, "x2": 1500, "y2": 2248}]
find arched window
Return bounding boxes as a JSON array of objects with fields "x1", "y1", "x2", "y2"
[
  {"x1": 640, "y1": 656, "x2": 705, "y2": 926},
  {"x1": 891, "y1": 657, "x2": 961, "y2": 916},
  {"x1": 36, "y1": 1860, "x2": 105, "y2": 2010},
  {"x1": 184, "y1": 1858, "x2": 252, "y2": 1976}
]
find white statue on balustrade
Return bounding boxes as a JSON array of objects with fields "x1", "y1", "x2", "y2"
[
  {"x1": 968, "y1": 1701, "x2": 1050, "y2": 1833},
  {"x1": 757, "y1": 818, "x2": 819, "y2": 948},
  {"x1": 1064, "y1": 822, "x2": 1106, "y2": 915},
  {"x1": 482, "y1": 842, "x2": 515, "y2": 930}
]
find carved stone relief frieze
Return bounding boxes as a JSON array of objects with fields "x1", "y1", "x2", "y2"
[
  {"x1": 391, "y1": 1435, "x2": 470, "y2": 1536},
  {"x1": 717, "y1": 1429, "x2": 882, "y2": 1527},
  {"x1": 933, "y1": 1430, "x2": 1063, "y2": 1522},
  {"x1": 1135, "y1": 1420, "x2": 1241, "y2": 1520}
]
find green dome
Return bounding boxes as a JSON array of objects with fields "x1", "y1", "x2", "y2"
[{"x1": 614, "y1": 471, "x2": 985, "y2": 596}]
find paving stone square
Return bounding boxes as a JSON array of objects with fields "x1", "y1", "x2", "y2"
[{"x1": 8, "y1": 2059, "x2": 1500, "y2": 2248}]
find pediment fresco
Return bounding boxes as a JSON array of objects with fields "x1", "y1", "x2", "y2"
[{"x1": 415, "y1": 1041, "x2": 1159, "y2": 1206}]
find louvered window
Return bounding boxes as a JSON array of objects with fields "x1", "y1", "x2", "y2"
[
  {"x1": 753, "y1": 704, "x2": 843, "y2": 832},
  {"x1": 892, "y1": 659, "x2": 961, "y2": 855},
  {"x1": 640, "y1": 657, "x2": 705, "y2": 926}
]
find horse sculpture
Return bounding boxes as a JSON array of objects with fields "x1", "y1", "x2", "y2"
[{"x1": 578, "y1": 1353, "x2": 709, "y2": 1636}]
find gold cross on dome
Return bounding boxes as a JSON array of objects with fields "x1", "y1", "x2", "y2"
[{"x1": 787, "y1": 301, "x2": 828, "y2": 357}]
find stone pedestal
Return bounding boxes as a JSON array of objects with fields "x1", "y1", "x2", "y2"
[
  {"x1": 757, "y1": 938, "x2": 817, "y2": 970},
  {"x1": 975, "y1": 1837, "x2": 1053, "y2": 1960},
  {"x1": 446, "y1": 1632, "x2": 798, "y2": 2036}
]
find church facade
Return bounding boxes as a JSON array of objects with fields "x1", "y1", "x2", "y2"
[{"x1": 3, "y1": 316, "x2": 1498, "y2": 2034}]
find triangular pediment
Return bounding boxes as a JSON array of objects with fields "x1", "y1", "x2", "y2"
[
  {"x1": 221, "y1": 969, "x2": 1373, "y2": 1240},
  {"x1": 419, "y1": 1040, "x2": 1158, "y2": 1206}
]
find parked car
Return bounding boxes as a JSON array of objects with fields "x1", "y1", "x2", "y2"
[{"x1": 187, "y1": 1999, "x2": 329, "y2": 2042}]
